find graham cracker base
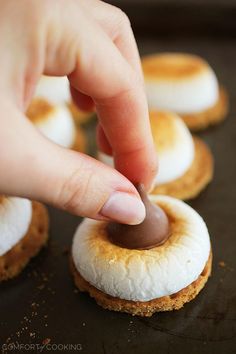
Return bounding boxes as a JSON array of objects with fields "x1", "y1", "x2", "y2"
[
  {"x1": 151, "y1": 137, "x2": 214, "y2": 200},
  {"x1": 68, "y1": 102, "x2": 94, "y2": 125},
  {"x1": 70, "y1": 251, "x2": 212, "y2": 317},
  {"x1": 181, "y1": 86, "x2": 228, "y2": 131},
  {"x1": 0, "y1": 202, "x2": 49, "y2": 281}
]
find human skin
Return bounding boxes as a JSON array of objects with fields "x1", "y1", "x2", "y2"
[{"x1": 0, "y1": 0, "x2": 157, "y2": 225}]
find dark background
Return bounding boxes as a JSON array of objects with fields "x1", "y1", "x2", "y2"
[
  {"x1": 0, "y1": 1, "x2": 236, "y2": 353},
  {"x1": 109, "y1": 0, "x2": 236, "y2": 37}
]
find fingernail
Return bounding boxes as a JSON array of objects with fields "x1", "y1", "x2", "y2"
[{"x1": 100, "y1": 192, "x2": 146, "y2": 225}]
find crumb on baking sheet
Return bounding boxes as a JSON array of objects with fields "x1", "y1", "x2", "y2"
[{"x1": 42, "y1": 338, "x2": 51, "y2": 345}]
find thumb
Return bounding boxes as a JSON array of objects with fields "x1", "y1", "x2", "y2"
[{"x1": 0, "y1": 100, "x2": 145, "y2": 225}]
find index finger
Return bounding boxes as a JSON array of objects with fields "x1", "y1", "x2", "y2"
[
  {"x1": 95, "y1": 84, "x2": 157, "y2": 189},
  {"x1": 67, "y1": 12, "x2": 157, "y2": 189}
]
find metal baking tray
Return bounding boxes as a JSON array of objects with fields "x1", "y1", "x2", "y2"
[{"x1": 1, "y1": 2, "x2": 236, "y2": 353}]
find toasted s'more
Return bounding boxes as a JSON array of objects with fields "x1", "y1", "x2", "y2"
[
  {"x1": 35, "y1": 75, "x2": 93, "y2": 124},
  {"x1": 142, "y1": 53, "x2": 228, "y2": 131},
  {"x1": 0, "y1": 196, "x2": 49, "y2": 281},
  {"x1": 71, "y1": 194, "x2": 212, "y2": 317},
  {"x1": 98, "y1": 111, "x2": 213, "y2": 200},
  {"x1": 27, "y1": 98, "x2": 86, "y2": 152}
]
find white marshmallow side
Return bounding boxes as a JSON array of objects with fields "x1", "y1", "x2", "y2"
[
  {"x1": 155, "y1": 116, "x2": 194, "y2": 184},
  {"x1": 35, "y1": 105, "x2": 76, "y2": 148},
  {"x1": 146, "y1": 69, "x2": 219, "y2": 114},
  {"x1": 72, "y1": 195, "x2": 211, "y2": 301},
  {"x1": 98, "y1": 116, "x2": 195, "y2": 185},
  {"x1": 0, "y1": 198, "x2": 32, "y2": 257},
  {"x1": 34, "y1": 76, "x2": 70, "y2": 104}
]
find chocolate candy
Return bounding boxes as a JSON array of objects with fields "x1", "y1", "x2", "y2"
[{"x1": 107, "y1": 185, "x2": 170, "y2": 250}]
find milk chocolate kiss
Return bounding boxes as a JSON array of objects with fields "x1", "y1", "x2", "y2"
[{"x1": 107, "y1": 185, "x2": 170, "y2": 250}]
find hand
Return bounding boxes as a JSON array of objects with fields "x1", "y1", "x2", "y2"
[{"x1": 0, "y1": 0, "x2": 157, "y2": 225}]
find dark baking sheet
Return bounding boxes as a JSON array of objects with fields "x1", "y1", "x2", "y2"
[{"x1": 1, "y1": 5, "x2": 236, "y2": 354}]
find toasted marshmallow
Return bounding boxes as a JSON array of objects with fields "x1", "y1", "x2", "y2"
[
  {"x1": 98, "y1": 111, "x2": 194, "y2": 185},
  {"x1": 151, "y1": 111, "x2": 195, "y2": 184},
  {"x1": 34, "y1": 76, "x2": 70, "y2": 104},
  {"x1": 72, "y1": 195, "x2": 210, "y2": 301},
  {"x1": 0, "y1": 197, "x2": 32, "y2": 257},
  {"x1": 27, "y1": 99, "x2": 76, "y2": 148},
  {"x1": 142, "y1": 53, "x2": 219, "y2": 114}
]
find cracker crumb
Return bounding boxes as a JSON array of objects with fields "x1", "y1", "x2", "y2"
[
  {"x1": 42, "y1": 338, "x2": 51, "y2": 345},
  {"x1": 219, "y1": 261, "x2": 226, "y2": 268},
  {"x1": 37, "y1": 284, "x2": 45, "y2": 290}
]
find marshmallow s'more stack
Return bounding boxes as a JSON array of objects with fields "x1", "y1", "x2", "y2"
[
  {"x1": 142, "y1": 53, "x2": 228, "y2": 130},
  {"x1": 0, "y1": 196, "x2": 48, "y2": 281},
  {"x1": 98, "y1": 111, "x2": 213, "y2": 200},
  {"x1": 71, "y1": 195, "x2": 212, "y2": 316},
  {"x1": 27, "y1": 98, "x2": 86, "y2": 152},
  {"x1": 35, "y1": 75, "x2": 93, "y2": 124}
]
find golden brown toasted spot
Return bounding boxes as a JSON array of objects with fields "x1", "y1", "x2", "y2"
[
  {"x1": 142, "y1": 53, "x2": 209, "y2": 80},
  {"x1": 150, "y1": 111, "x2": 178, "y2": 152},
  {"x1": 26, "y1": 98, "x2": 55, "y2": 123}
]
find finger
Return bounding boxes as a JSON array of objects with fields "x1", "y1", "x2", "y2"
[
  {"x1": 95, "y1": 89, "x2": 158, "y2": 189},
  {"x1": 65, "y1": 15, "x2": 157, "y2": 189},
  {"x1": 70, "y1": 85, "x2": 94, "y2": 112},
  {"x1": 96, "y1": 123, "x2": 112, "y2": 155},
  {"x1": 25, "y1": 2, "x2": 156, "y2": 190},
  {"x1": 79, "y1": 0, "x2": 143, "y2": 80},
  {"x1": 0, "y1": 98, "x2": 145, "y2": 225}
]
